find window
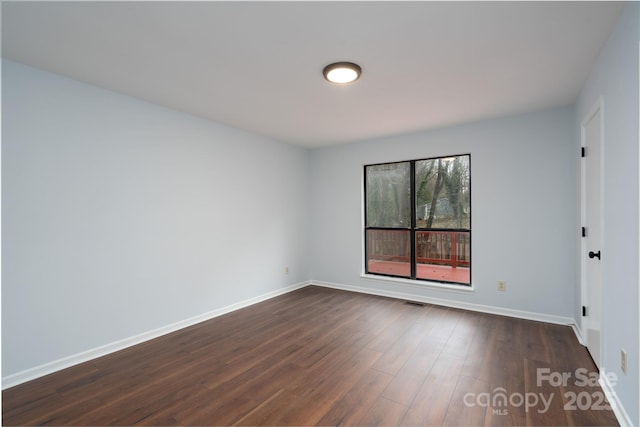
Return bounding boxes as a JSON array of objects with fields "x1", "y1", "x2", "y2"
[{"x1": 364, "y1": 154, "x2": 471, "y2": 285}]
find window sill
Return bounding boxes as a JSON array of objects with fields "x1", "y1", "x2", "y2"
[{"x1": 360, "y1": 273, "x2": 475, "y2": 294}]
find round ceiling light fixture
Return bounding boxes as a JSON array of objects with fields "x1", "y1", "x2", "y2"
[{"x1": 323, "y1": 62, "x2": 362, "y2": 84}]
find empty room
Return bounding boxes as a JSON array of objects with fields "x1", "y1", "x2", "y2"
[{"x1": 2, "y1": 1, "x2": 639, "y2": 426}]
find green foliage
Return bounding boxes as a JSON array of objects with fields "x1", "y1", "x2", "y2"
[
  {"x1": 367, "y1": 155, "x2": 470, "y2": 230},
  {"x1": 366, "y1": 162, "x2": 410, "y2": 227},
  {"x1": 415, "y1": 156, "x2": 469, "y2": 229}
]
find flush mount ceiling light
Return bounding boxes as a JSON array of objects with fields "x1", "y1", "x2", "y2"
[{"x1": 323, "y1": 62, "x2": 362, "y2": 84}]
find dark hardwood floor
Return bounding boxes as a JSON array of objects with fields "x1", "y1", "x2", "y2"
[{"x1": 3, "y1": 286, "x2": 619, "y2": 426}]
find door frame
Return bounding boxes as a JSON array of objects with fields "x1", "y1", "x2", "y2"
[{"x1": 580, "y1": 97, "x2": 605, "y2": 368}]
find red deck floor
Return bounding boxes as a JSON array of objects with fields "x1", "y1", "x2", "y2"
[{"x1": 368, "y1": 260, "x2": 470, "y2": 284}]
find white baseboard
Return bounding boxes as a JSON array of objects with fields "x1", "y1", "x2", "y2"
[
  {"x1": 2, "y1": 281, "x2": 310, "y2": 390},
  {"x1": 570, "y1": 322, "x2": 586, "y2": 345},
  {"x1": 312, "y1": 280, "x2": 574, "y2": 325},
  {"x1": 600, "y1": 368, "x2": 633, "y2": 427}
]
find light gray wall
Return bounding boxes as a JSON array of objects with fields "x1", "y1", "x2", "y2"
[
  {"x1": 3, "y1": 5, "x2": 638, "y2": 418},
  {"x1": 575, "y1": 3, "x2": 639, "y2": 424},
  {"x1": 2, "y1": 60, "x2": 310, "y2": 377},
  {"x1": 309, "y1": 107, "x2": 577, "y2": 318}
]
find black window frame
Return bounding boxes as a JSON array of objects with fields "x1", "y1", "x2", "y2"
[{"x1": 364, "y1": 154, "x2": 471, "y2": 286}]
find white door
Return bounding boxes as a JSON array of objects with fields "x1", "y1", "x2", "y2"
[{"x1": 581, "y1": 102, "x2": 603, "y2": 368}]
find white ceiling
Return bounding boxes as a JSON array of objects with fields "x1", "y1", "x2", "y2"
[{"x1": 2, "y1": 1, "x2": 624, "y2": 148}]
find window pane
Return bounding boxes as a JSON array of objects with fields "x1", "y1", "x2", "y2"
[
  {"x1": 366, "y1": 162, "x2": 411, "y2": 228},
  {"x1": 415, "y1": 156, "x2": 470, "y2": 229},
  {"x1": 364, "y1": 155, "x2": 471, "y2": 286},
  {"x1": 366, "y1": 229, "x2": 410, "y2": 278},
  {"x1": 416, "y1": 230, "x2": 470, "y2": 284}
]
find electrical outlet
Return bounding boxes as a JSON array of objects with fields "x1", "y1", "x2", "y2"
[
  {"x1": 621, "y1": 349, "x2": 627, "y2": 374},
  {"x1": 285, "y1": 266, "x2": 289, "y2": 275},
  {"x1": 497, "y1": 281, "x2": 506, "y2": 291}
]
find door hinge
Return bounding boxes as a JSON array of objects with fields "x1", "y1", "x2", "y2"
[
  {"x1": 581, "y1": 147, "x2": 586, "y2": 157},
  {"x1": 582, "y1": 306, "x2": 587, "y2": 317},
  {"x1": 582, "y1": 226, "x2": 587, "y2": 237}
]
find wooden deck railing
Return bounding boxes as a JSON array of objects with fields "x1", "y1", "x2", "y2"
[
  {"x1": 415, "y1": 230, "x2": 470, "y2": 268},
  {"x1": 367, "y1": 229, "x2": 470, "y2": 268}
]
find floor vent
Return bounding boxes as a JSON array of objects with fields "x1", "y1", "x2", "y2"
[{"x1": 404, "y1": 301, "x2": 425, "y2": 307}]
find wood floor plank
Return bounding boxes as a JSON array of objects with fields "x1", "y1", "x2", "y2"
[
  {"x1": 460, "y1": 322, "x2": 496, "y2": 381},
  {"x1": 2, "y1": 362, "x2": 100, "y2": 422},
  {"x1": 211, "y1": 343, "x2": 381, "y2": 426},
  {"x1": 429, "y1": 307, "x2": 462, "y2": 340},
  {"x1": 351, "y1": 396, "x2": 408, "y2": 426},
  {"x1": 232, "y1": 388, "x2": 290, "y2": 426},
  {"x1": 442, "y1": 374, "x2": 492, "y2": 426},
  {"x1": 2, "y1": 286, "x2": 619, "y2": 426},
  {"x1": 315, "y1": 368, "x2": 394, "y2": 426},
  {"x1": 371, "y1": 320, "x2": 430, "y2": 375},
  {"x1": 523, "y1": 357, "x2": 571, "y2": 426},
  {"x1": 485, "y1": 339, "x2": 528, "y2": 427},
  {"x1": 380, "y1": 335, "x2": 444, "y2": 405},
  {"x1": 400, "y1": 355, "x2": 466, "y2": 426}
]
